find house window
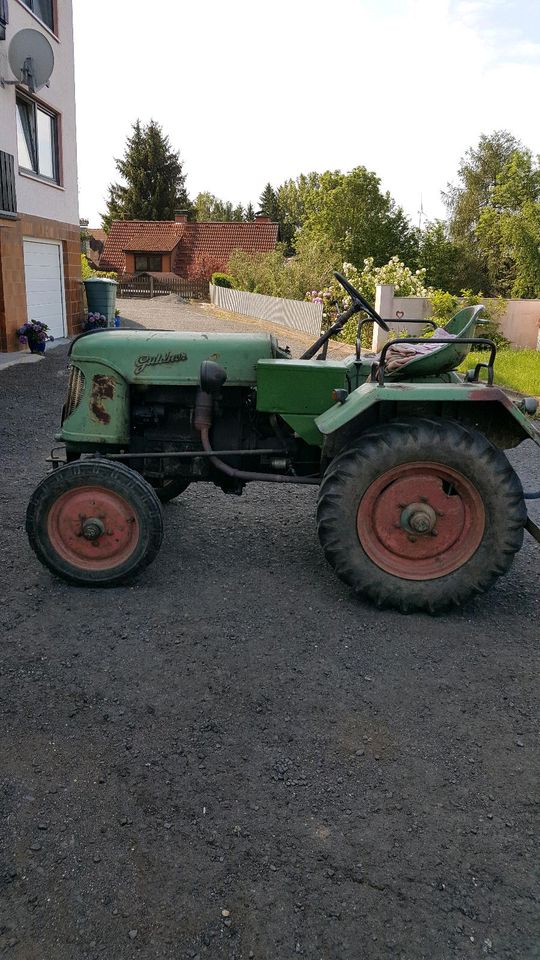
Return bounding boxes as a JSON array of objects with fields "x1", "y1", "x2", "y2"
[
  {"x1": 19, "y1": 0, "x2": 54, "y2": 31},
  {"x1": 16, "y1": 95, "x2": 59, "y2": 182},
  {"x1": 0, "y1": 150, "x2": 17, "y2": 216},
  {"x1": 135, "y1": 254, "x2": 162, "y2": 272}
]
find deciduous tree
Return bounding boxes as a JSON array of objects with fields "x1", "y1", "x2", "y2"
[
  {"x1": 444, "y1": 130, "x2": 521, "y2": 242},
  {"x1": 476, "y1": 149, "x2": 540, "y2": 296},
  {"x1": 298, "y1": 167, "x2": 418, "y2": 268},
  {"x1": 194, "y1": 193, "x2": 245, "y2": 221},
  {"x1": 417, "y1": 220, "x2": 483, "y2": 294}
]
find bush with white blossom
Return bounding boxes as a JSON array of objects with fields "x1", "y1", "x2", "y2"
[{"x1": 306, "y1": 257, "x2": 433, "y2": 345}]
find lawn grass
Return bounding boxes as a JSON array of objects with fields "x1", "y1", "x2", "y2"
[{"x1": 459, "y1": 348, "x2": 540, "y2": 395}]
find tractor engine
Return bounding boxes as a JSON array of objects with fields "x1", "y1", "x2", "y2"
[{"x1": 127, "y1": 382, "x2": 313, "y2": 491}]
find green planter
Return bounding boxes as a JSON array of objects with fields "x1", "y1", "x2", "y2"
[{"x1": 83, "y1": 278, "x2": 118, "y2": 324}]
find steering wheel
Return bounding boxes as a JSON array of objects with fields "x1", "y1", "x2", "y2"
[{"x1": 334, "y1": 272, "x2": 390, "y2": 332}]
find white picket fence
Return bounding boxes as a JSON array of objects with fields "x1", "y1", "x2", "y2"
[{"x1": 209, "y1": 284, "x2": 323, "y2": 337}]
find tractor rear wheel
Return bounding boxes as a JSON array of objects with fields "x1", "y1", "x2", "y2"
[
  {"x1": 26, "y1": 459, "x2": 163, "y2": 586},
  {"x1": 317, "y1": 419, "x2": 526, "y2": 613},
  {"x1": 151, "y1": 477, "x2": 191, "y2": 503}
]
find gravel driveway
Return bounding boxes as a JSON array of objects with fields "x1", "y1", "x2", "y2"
[
  {"x1": 1, "y1": 300, "x2": 539, "y2": 960},
  {"x1": 116, "y1": 295, "x2": 353, "y2": 358}
]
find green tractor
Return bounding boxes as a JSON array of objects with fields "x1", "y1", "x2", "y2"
[{"x1": 26, "y1": 273, "x2": 540, "y2": 613}]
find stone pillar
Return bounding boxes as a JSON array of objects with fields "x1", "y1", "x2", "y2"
[{"x1": 371, "y1": 284, "x2": 394, "y2": 352}]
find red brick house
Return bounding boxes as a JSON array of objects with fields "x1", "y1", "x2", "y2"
[{"x1": 99, "y1": 213, "x2": 279, "y2": 279}]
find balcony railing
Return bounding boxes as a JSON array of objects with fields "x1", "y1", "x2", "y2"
[{"x1": 0, "y1": 151, "x2": 17, "y2": 217}]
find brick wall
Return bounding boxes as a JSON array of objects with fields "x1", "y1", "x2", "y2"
[{"x1": 0, "y1": 213, "x2": 84, "y2": 352}]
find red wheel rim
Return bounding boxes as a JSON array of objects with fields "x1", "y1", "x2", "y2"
[
  {"x1": 357, "y1": 462, "x2": 485, "y2": 580},
  {"x1": 47, "y1": 485, "x2": 140, "y2": 571}
]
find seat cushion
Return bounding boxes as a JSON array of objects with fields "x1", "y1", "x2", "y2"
[{"x1": 384, "y1": 329, "x2": 455, "y2": 373}]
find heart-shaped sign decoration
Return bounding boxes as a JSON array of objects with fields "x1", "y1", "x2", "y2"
[{"x1": 395, "y1": 310, "x2": 405, "y2": 319}]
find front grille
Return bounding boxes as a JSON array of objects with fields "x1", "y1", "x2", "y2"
[{"x1": 64, "y1": 365, "x2": 85, "y2": 419}]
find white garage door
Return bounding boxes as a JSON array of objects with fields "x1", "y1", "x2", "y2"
[{"x1": 23, "y1": 240, "x2": 66, "y2": 340}]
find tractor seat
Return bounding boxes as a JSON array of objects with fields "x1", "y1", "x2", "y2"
[{"x1": 381, "y1": 305, "x2": 486, "y2": 379}]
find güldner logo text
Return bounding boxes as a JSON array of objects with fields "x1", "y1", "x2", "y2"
[{"x1": 134, "y1": 352, "x2": 188, "y2": 375}]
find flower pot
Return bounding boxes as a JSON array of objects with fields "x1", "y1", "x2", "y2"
[{"x1": 29, "y1": 342, "x2": 46, "y2": 354}]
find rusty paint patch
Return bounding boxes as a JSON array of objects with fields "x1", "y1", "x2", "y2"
[
  {"x1": 467, "y1": 387, "x2": 511, "y2": 405},
  {"x1": 90, "y1": 374, "x2": 115, "y2": 424}
]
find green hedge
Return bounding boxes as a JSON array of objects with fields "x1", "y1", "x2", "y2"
[{"x1": 212, "y1": 272, "x2": 235, "y2": 288}]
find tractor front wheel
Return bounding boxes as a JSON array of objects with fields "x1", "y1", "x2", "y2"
[
  {"x1": 26, "y1": 459, "x2": 163, "y2": 586},
  {"x1": 317, "y1": 419, "x2": 526, "y2": 613}
]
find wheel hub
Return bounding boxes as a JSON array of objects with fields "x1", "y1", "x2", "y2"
[
  {"x1": 81, "y1": 517, "x2": 105, "y2": 541},
  {"x1": 47, "y1": 485, "x2": 140, "y2": 571},
  {"x1": 400, "y1": 502, "x2": 437, "y2": 535},
  {"x1": 357, "y1": 462, "x2": 485, "y2": 580}
]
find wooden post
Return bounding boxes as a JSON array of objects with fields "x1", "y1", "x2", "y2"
[{"x1": 149, "y1": 276, "x2": 154, "y2": 299}]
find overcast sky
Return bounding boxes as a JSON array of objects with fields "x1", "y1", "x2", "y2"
[{"x1": 73, "y1": 0, "x2": 540, "y2": 228}]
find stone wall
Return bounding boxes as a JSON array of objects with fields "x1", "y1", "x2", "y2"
[{"x1": 371, "y1": 285, "x2": 540, "y2": 351}]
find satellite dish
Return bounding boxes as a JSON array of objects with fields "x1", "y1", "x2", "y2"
[{"x1": 6, "y1": 29, "x2": 54, "y2": 92}]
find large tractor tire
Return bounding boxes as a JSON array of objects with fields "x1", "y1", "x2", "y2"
[
  {"x1": 317, "y1": 418, "x2": 526, "y2": 614},
  {"x1": 26, "y1": 459, "x2": 163, "y2": 586},
  {"x1": 151, "y1": 477, "x2": 191, "y2": 503}
]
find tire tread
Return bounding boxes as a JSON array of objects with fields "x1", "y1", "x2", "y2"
[{"x1": 317, "y1": 418, "x2": 526, "y2": 613}]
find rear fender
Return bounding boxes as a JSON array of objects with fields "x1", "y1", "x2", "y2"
[{"x1": 315, "y1": 381, "x2": 540, "y2": 457}]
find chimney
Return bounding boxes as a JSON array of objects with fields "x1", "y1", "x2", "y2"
[
  {"x1": 254, "y1": 213, "x2": 271, "y2": 223},
  {"x1": 175, "y1": 210, "x2": 189, "y2": 223}
]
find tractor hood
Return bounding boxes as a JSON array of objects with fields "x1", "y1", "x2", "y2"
[{"x1": 70, "y1": 330, "x2": 282, "y2": 386}]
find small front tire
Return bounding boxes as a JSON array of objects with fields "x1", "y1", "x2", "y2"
[{"x1": 26, "y1": 459, "x2": 163, "y2": 586}]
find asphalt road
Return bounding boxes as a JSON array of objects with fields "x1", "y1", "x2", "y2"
[{"x1": 1, "y1": 305, "x2": 539, "y2": 960}]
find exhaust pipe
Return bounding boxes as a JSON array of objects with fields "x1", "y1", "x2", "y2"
[{"x1": 193, "y1": 379, "x2": 318, "y2": 486}]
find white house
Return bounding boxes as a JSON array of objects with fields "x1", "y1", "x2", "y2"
[{"x1": 0, "y1": 0, "x2": 82, "y2": 352}]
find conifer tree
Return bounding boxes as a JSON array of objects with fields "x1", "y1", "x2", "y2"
[
  {"x1": 258, "y1": 183, "x2": 280, "y2": 222},
  {"x1": 102, "y1": 120, "x2": 190, "y2": 230}
]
